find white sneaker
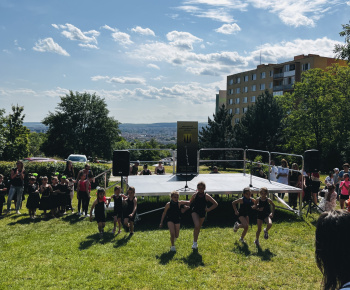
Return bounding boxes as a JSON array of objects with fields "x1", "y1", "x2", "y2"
[
  {"x1": 192, "y1": 242, "x2": 198, "y2": 249},
  {"x1": 85, "y1": 214, "x2": 90, "y2": 217},
  {"x1": 16, "y1": 211, "x2": 21, "y2": 214},
  {"x1": 264, "y1": 228, "x2": 269, "y2": 240},
  {"x1": 78, "y1": 212, "x2": 82, "y2": 216},
  {"x1": 170, "y1": 246, "x2": 176, "y2": 252},
  {"x1": 233, "y1": 222, "x2": 239, "y2": 232},
  {"x1": 254, "y1": 239, "x2": 260, "y2": 246}
]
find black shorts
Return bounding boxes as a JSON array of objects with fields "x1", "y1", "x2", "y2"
[
  {"x1": 124, "y1": 213, "x2": 135, "y2": 222},
  {"x1": 257, "y1": 212, "x2": 270, "y2": 221},
  {"x1": 340, "y1": 194, "x2": 349, "y2": 200},
  {"x1": 114, "y1": 209, "x2": 123, "y2": 219},
  {"x1": 192, "y1": 209, "x2": 206, "y2": 219},
  {"x1": 167, "y1": 217, "x2": 180, "y2": 224}
]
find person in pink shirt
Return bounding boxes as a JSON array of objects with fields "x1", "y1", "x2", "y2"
[{"x1": 339, "y1": 173, "x2": 350, "y2": 209}]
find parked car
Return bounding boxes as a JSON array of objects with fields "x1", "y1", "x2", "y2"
[
  {"x1": 66, "y1": 154, "x2": 88, "y2": 163},
  {"x1": 22, "y1": 157, "x2": 58, "y2": 163}
]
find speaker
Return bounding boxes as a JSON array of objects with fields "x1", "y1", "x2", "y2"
[
  {"x1": 304, "y1": 149, "x2": 319, "y2": 173},
  {"x1": 113, "y1": 150, "x2": 130, "y2": 176}
]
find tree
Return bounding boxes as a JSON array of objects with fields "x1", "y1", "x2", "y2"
[
  {"x1": 199, "y1": 104, "x2": 234, "y2": 167},
  {"x1": 0, "y1": 109, "x2": 7, "y2": 157},
  {"x1": 1, "y1": 105, "x2": 30, "y2": 161},
  {"x1": 29, "y1": 132, "x2": 46, "y2": 156},
  {"x1": 42, "y1": 91, "x2": 121, "y2": 160},
  {"x1": 334, "y1": 21, "x2": 350, "y2": 62},
  {"x1": 234, "y1": 90, "x2": 284, "y2": 152},
  {"x1": 277, "y1": 65, "x2": 350, "y2": 169}
]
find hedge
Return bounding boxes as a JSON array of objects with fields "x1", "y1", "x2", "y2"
[{"x1": 0, "y1": 161, "x2": 111, "y2": 188}]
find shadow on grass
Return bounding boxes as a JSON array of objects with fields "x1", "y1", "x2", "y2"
[
  {"x1": 252, "y1": 245, "x2": 275, "y2": 261},
  {"x1": 113, "y1": 234, "x2": 132, "y2": 249},
  {"x1": 232, "y1": 241, "x2": 251, "y2": 256},
  {"x1": 182, "y1": 250, "x2": 204, "y2": 268},
  {"x1": 79, "y1": 231, "x2": 116, "y2": 250},
  {"x1": 156, "y1": 251, "x2": 176, "y2": 265},
  {"x1": 61, "y1": 214, "x2": 83, "y2": 224}
]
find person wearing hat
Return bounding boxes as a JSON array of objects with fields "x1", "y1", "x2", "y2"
[{"x1": 130, "y1": 161, "x2": 140, "y2": 176}]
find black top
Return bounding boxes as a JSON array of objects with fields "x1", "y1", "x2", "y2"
[
  {"x1": 191, "y1": 193, "x2": 206, "y2": 215},
  {"x1": 112, "y1": 195, "x2": 123, "y2": 212},
  {"x1": 141, "y1": 169, "x2": 151, "y2": 175},
  {"x1": 257, "y1": 198, "x2": 270, "y2": 215},
  {"x1": 167, "y1": 200, "x2": 181, "y2": 221},
  {"x1": 11, "y1": 168, "x2": 25, "y2": 187},
  {"x1": 127, "y1": 197, "x2": 136, "y2": 216},
  {"x1": 156, "y1": 168, "x2": 165, "y2": 174},
  {"x1": 0, "y1": 182, "x2": 6, "y2": 195},
  {"x1": 239, "y1": 196, "x2": 254, "y2": 216},
  {"x1": 130, "y1": 166, "x2": 138, "y2": 175},
  {"x1": 27, "y1": 183, "x2": 39, "y2": 195}
]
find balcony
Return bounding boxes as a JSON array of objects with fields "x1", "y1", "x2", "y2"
[
  {"x1": 273, "y1": 73, "x2": 283, "y2": 79},
  {"x1": 273, "y1": 84, "x2": 294, "y2": 91}
]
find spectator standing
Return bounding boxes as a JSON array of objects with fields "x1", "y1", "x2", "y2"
[
  {"x1": 333, "y1": 168, "x2": 340, "y2": 199},
  {"x1": 269, "y1": 160, "x2": 278, "y2": 182},
  {"x1": 338, "y1": 163, "x2": 350, "y2": 182},
  {"x1": 289, "y1": 163, "x2": 302, "y2": 209},
  {"x1": 6, "y1": 161, "x2": 25, "y2": 214},
  {"x1": 277, "y1": 159, "x2": 289, "y2": 199}
]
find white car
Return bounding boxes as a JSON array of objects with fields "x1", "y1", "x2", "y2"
[{"x1": 66, "y1": 154, "x2": 88, "y2": 163}]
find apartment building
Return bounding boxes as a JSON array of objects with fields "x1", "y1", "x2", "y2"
[
  {"x1": 215, "y1": 90, "x2": 227, "y2": 113},
  {"x1": 226, "y1": 54, "x2": 347, "y2": 124}
]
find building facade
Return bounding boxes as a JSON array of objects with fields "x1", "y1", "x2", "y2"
[{"x1": 226, "y1": 54, "x2": 347, "y2": 124}]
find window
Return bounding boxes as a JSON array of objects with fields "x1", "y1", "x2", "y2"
[
  {"x1": 236, "y1": 88, "x2": 240, "y2": 94},
  {"x1": 302, "y1": 63, "x2": 310, "y2": 71},
  {"x1": 229, "y1": 99, "x2": 233, "y2": 105},
  {"x1": 269, "y1": 82, "x2": 273, "y2": 89},
  {"x1": 273, "y1": 91, "x2": 283, "y2": 96},
  {"x1": 235, "y1": 98, "x2": 240, "y2": 104},
  {"x1": 235, "y1": 108, "x2": 240, "y2": 114},
  {"x1": 229, "y1": 89, "x2": 234, "y2": 95},
  {"x1": 261, "y1": 72, "x2": 266, "y2": 79},
  {"x1": 244, "y1": 75, "x2": 248, "y2": 82},
  {"x1": 229, "y1": 79, "x2": 234, "y2": 85},
  {"x1": 251, "y1": 84, "x2": 256, "y2": 91},
  {"x1": 270, "y1": 70, "x2": 273, "y2": 77},
  {"x1": 243, "y1": 107, "x2": 248, "y2": 113},
  {"x1": 243, "y1": 97, "x2": 248, "y2": 103},
  {"x1": 251, "y1": 73, "x2": 256, "y2": 80},
  {"x1": 237, "y1": 77, "x2": 241, "y2": 84},
  {"x1": 244, "y1": 86, "x2": 248, "y2": 93},
  {"x1": 251, "y1": 96, "x2": 256, "y2": 102},
  {"x1": 235, "y1": 118, "x2": 240, "y2": 124},
  {"x1": 229, "y1": 109, "x2": 233, "y2": 114},
  {"x1": 260, "y1": 83, "x2": 265, "y2": 90}
]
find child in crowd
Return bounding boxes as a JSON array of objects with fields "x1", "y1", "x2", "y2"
[
  {"x1": 39, "y1": 176, "x2": 53, "y2": 217},
  {"x1": 108, "y1": 186, "x2": 127, "y2": 234},
  {"x1": 253, "y1": 187, "x2": 275, "y2": 247},
  {"x1": 189, "y1": 181, "x2": 218, "y2": 250},
  {"x1": 26, "y1": 176, "x2": 40, "y2": 219},
  {"x1": 58, "y1": 176, "x2": 68, "y2": 215},
  {"x1": 140, "y1": 164, "x2": 152, "y2": 175},
  {"x1": 90, "y1": 188, "x2": 111, "y2": 238},
  {"x1": 51, "y1": 176, "x2": 60, "y2": 217},
  {"x1": 339, "y1": 173, "x2": 350, "y2": 209},
  {"x1": 0, "y1": 174, "x2": 7, "y2": 216},
  {"x1": 160, "y1": 191, "x2": 190, "y2": 252},
  {"x1": 76, "y1": 172, "x2": 87, "y2": 216},
  {"x1": 232, "y1": 187, "x2": 256, "y2": 243},
  {"x1": 124, "y1": 186, "x2": 137, "y2": 236}
]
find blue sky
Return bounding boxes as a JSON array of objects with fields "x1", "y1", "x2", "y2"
[{"x1": 0, "y1": 0, "x2": 349, "y2": 123}]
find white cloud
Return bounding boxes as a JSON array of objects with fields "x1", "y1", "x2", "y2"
[
  {"x1": 33, "y1": 38, "x2": 70, "y2": 56},
  {"x1": 91, "y1": 75, "x2": 146, "y2": 85},
  {"x1": 177, "y1": 6, "x2": 236, "y2": 23},
  {"x1": 58, "y1": 23, "x2": 99, "y2": 43},
  {"x1": 131, "y1": 26, "x2": 155, "y2": 36},
  {"x1": 167, "y1": 31, "x2": 202, "y2": 50},
  {"x1": 101, "y1": 25, "x2": 133, "y2": 45},
  {"x1": 147, "y1": 64, "x2": 160, "y2": 70},
  {"x1": 79, "y1": 43, "x2": 99, "y2": 49},
  {"x1": 215, "y1": 23, "x2": 241, "y2": 34},
  {"x1": 51, "y1": 24, "x2": 59, "y2": 29}
]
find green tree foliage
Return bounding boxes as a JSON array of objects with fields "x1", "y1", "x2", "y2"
[
  {"x1": 28, "y1": 132, "x2": 47, "y2": 157},
  {"x1": 234, "y1": 90, "x2": 284, "y2": 152},
  {"x1": 334, "y1": 21, "x2": 350, "y2": 62},
  {"x1": 278, "y1": 65, "x2": 350, "y2": 169},
  {"x1": 0, "y1": 109, "x2": 7, "y2": 157},
  {"x1": 2, "y1": 105, "x2": 30, "y2": 161},
  {"x1": 42, "y1": 91, "x2": 121, "y2": 160},
  {"x1": 199, "y1": 104, "x2": 234, "y2": 149}
]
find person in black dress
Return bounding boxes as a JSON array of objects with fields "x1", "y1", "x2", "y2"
[
  {"x1": 26, "y1": 176, "x2": 40, "y2": 219},
  {"x1": 189, "y1": 181, "x2": 218, "y2": 250},
  {"x1": 232, "y1": 187, "x2": 256, "y2": 243},
  {"x1": 124, "y1": 186, "x2": 137, "y2": 236},
  {"x1": 90, "y1": 188, "x2": 111, "y2": 238},
  {"x1": 39, "y1": 176, "x2": 53, "y2": 217},
  {"x1": 159, "y1": 191, "x2": 190, "y2": 252},
  {"x1": 253, "y1": 187, "x2": 275, "y2": 247},
  {"x1": 108, "y1": 186, "x2": 127, "y2": 234},
  {"x1": 0, "y1": 174, "x2": 8, "y2": 216}
]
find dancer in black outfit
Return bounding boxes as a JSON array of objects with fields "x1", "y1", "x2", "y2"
[
  {"x1": 160, "y1": 191, "x2": 190, "y2": 252},
  {"x1": 124, "y1": 187, "x2": 137, "y2": 236},
  {"x1": 108, "y1": 186, "x2": 127, "y2": 234},
  {"x1": 90, "y1": 188, "x2": 111, "y2": 238}
]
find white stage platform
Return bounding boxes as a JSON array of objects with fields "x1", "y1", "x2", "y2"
[{"x1": 126, "y1": 173, "x2": 302, "y2": 196}]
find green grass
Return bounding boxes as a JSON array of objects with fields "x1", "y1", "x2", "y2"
[{"x1": 0, "y1": 194, "x2": 323, "y2": 290}]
